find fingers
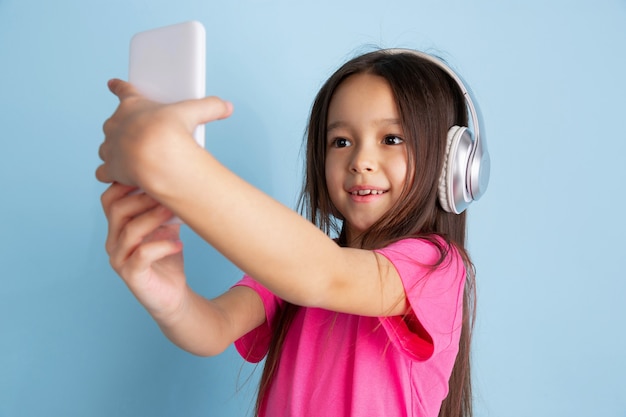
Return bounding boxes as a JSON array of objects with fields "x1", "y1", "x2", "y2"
[
  {"x1": 105, "y1": 192, "x2": 162, "y2": 252},
  {"x1": 95, "y1": 162, "x2": 111, "y2": 184},
  {"x1": 96, "y1": 79, "x2": 233, "y2": 187},
  {"x1": 175, "y1": 96, "x2": 234, "y2": 131},
  {"x1": 100, "y1": 183, "x2": 140, "y2": 219},
  {"x1": 101, "y1": 184, "x2": 160, "y2": 254},
  {"x1": 108, "y1": 78, "x2": 140, "y2": 102},
  {"x1": 101, "y1": 182, "x2": 183, "y2": 301},
  {"x1": 120, "y1": 238, "x2": 183, "y2": 282},
  {"x1": 106, "y1": 78, "x2": 233, "y2": 129},
  {"x1": 108, "y1": 203, "x2": 178, "y2": 273},
  {"x1": 107, "y1": 77, "x2": 233, "y2": 120}
]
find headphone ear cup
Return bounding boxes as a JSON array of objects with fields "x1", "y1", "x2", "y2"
[{"x1": 438, "y1": 125, "x2": 472, "y2": 214}]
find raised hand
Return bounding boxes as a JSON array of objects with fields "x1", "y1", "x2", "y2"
[
  {"x1": 96, "y1": 78, "x2": 233, "y2": 188},
  {"x1": 100, "y1": 182, "x2": 189, "y2": 324}
]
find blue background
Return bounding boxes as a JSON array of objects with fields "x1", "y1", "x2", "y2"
[{"x1": 1, "y1": 0, "x2": 625, "y2": 416}]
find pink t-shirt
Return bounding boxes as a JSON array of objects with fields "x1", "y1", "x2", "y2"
[{"x1": 234, "y1": 238, "x2": 466, "y2": 417}]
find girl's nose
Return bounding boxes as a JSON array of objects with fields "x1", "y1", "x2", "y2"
[{"x1": 350, "y1": 146, "x2": 376, "y2": 173}]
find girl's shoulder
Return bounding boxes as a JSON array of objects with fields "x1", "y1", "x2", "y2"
[{"x1": 376, "y1": 235, "x2": 462, "y2": 269}]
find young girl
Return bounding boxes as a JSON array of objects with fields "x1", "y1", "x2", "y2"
[{"x1": 96, "y1": 48, "x2": 487, "y2": 417}]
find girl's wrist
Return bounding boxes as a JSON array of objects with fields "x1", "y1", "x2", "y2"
[{"x1": 149, "y1": 284, "x2": 195, "y2": 329}]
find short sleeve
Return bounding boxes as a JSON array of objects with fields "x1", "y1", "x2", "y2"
[
  {"x1": 232, "y1": 275, "x2": 284, "y2": 363},
  {"x1": 375, "y1": 238, "x2": 466, "y2": 362}
]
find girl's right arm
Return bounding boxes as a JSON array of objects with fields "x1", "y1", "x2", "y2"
[
  {"x1": 97, "y1": 80, "x2": 409, "y2": 318},
  {"x1": 101, "y1": 183, "x2": 266, "y2": 356}
]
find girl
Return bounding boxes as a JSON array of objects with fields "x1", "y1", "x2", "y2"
[{"x1": 97, "y1": 49, "x2": 486, "y2": 417}]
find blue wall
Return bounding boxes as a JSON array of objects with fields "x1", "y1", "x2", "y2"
[{"x1": 1, "y1": 1, "x2": 625, "y2": 416}]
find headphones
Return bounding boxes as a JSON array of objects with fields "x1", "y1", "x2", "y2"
[{"x1": 385, "y1": 49, "x2": 490, "y2": 214}]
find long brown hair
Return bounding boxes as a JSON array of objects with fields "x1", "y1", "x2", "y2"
[{"x1": 255, "y1": 49, "x2": 476, "y2": 417}]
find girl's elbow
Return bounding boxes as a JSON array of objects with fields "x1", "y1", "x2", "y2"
[{"x1": 184, "y1": 339, "x2": 230, "y2": 358}]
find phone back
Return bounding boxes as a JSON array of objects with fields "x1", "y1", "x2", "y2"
[{"x1": 129, "y1": 21, "x2": 206, "y2": 146}]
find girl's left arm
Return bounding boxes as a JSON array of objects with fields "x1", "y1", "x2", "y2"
[{"x1": 97, "y1": 79, "x2": 407, "y2": 318}]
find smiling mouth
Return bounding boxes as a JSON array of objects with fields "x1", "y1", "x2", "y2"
[{"x1": 350, "y1": 189, "x2": 387, "y2": 196}]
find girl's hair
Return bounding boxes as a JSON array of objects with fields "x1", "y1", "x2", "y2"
[{"x1": 255, "y1": 49, "x2": 476, "y2": 417}]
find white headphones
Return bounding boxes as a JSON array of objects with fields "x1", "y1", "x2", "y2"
[{"x1": 385, "y1": 49, "x2": 490, "y2": 214}]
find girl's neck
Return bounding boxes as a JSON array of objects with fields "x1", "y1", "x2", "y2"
[{"x1": 343, "y1": 226, "x2": 364, "y2": 248}]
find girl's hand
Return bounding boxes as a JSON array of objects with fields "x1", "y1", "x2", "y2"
[
  {"x1": 101, "y1": 182, "x2": 268, "y2": 356},
  {"x1": 96, "y1": 79, "x2": 233, "y2": 188},
  {"x1": 101, "y1": 182, "x2": 189, "y2": 324}
]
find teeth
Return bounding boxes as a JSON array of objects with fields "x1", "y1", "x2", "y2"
[{"x1": 352, "y1": 189, "x2": 385, "y2": 195}]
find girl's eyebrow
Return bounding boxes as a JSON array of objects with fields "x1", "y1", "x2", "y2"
[
  {"x1": 326, "y1": 118, "x2": 402, "y2": 133},
  {"x1": 326, "y1": 121, "x2": 347, "y2": 133}
]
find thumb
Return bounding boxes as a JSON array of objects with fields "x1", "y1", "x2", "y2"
[
  {"x1": 108, "y1": 78, "x2": 141, "y2": 102},
  {"x1": 176, "y1": 96, "x2": 234, "y2": 128}
]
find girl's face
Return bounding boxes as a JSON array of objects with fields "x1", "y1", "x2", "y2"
[{"x1": 325, "y1": 73, "x2": 409, "y2": 245}]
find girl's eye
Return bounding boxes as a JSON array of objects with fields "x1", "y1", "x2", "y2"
[
  {"x1": 332, "y1": 138, "x2": 352, "y2": 148},
  {"x1": 383, "y1": 135, "x2": 404, "y2": 145}
]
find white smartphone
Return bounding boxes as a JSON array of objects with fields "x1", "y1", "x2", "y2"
[
  {"x1": 129, "y1": 20, "x2": 206, "y2": 147},
  {"x1": 128, "y1": 21, "x2": 206, "y2": 224}
]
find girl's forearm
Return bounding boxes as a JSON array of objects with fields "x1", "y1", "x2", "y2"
[
  {"x1": 156, "y1": 286, "x2": 264, "y2": 356},
  {"x1": 138, "y1": 139, "x2": 345, "y2": 308},
  {"x1": 156, "y1": 290, "x2": 229, "y2": 356}
]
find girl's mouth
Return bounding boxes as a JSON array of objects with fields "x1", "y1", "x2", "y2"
[{"x1": 350, "y1": 189, "x2": 387, "y2": 196}]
